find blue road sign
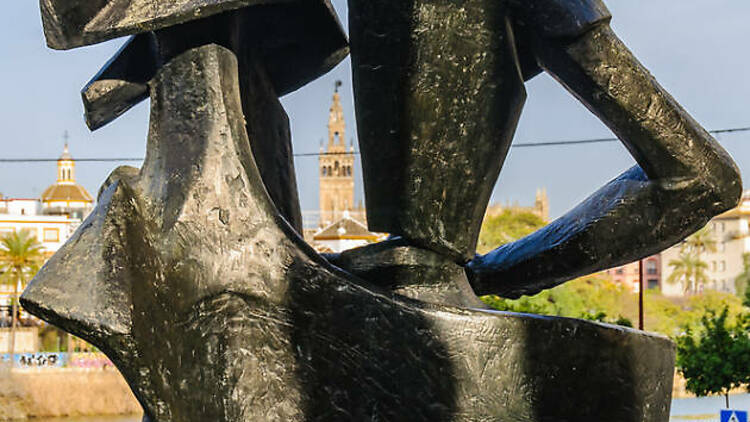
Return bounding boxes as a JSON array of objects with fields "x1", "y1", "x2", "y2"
[{"x1": 721, "y1": 410, "x2": 748, "y2": 422}]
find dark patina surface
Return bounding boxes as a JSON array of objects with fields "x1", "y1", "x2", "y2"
[{"x1": 22, "y1": 0, "x2": 741, "y2": 420}]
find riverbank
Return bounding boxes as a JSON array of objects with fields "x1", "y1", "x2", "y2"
[{"x1": 0, "y1": 368, "x2": 140, "y2": 420}]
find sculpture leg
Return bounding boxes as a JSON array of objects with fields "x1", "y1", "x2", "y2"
[
  {"x1": 349, "y1": 0, "x2": 525, "y2": 262},
  {"x1": 339, "y1": 0, "x2": 526, "y2": 307}
]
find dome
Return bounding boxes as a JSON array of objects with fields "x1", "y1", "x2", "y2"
[
  {"x1": 41, "y1": 142, "x2": 94, "y2": 208},
  {"x1": 41, "y1": 184, "x2": 93, "y2": 203}
]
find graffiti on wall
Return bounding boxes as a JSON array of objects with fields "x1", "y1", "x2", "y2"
[
  {"x1": 68, "y1": 352, "x2": 113, "y2": 369},
  {"x1": 0, "y1": 352, "x2": 65, "y2": 368},
  {"x1": 0, "y1": 352, "x2": 113, "y2": 369}
]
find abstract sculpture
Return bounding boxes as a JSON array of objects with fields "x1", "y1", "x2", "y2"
[{"x1": 22, "y1": 0, "x2": 740, "y2": 421}]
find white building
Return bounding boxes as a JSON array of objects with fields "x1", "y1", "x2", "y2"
[
  {"x1": 661, "y1": 191, "x2": 750, "y2": 296},
  {"x1": 0, "y1": 143, "x2": 94, "y2": 310},
  {"x1": 312, "y1": 213, "x2": 383, "y2": 253}
]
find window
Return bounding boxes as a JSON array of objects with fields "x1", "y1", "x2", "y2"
[
  {"x1": 647, "y1": 279, "x2": 659, "y2": 290},
  {"x1": 615, "y1": 268, "x2": 624, "y2": 275},
  {"x1": 646, "y1": 260, "x2": 657, "y2": 275},
  {"x1": 43, "y1": 228, "x2": 59, "y2": 242},
  {"x1": 718, "y1": 242, "x2": 726, "y2": 252},
  {"x1": 321, "y1": 167, "x2": 327, "y2": 177},
  {"x1": 721, "y1": 222, "x2": 726, "y2": 232},
  {"x1": 711, "y1": 261, "x2": 717, "y2": 271},
  {"x1": 720, "y1": 261, "x2": 726, "y2": 272}
]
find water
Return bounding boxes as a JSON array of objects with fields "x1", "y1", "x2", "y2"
[
  {"x1": 29, "y1": 395, "x2": 750, "y2": 422},
  {"x1": 671, "y1": 393, "x2": 750, "y2": 421}
]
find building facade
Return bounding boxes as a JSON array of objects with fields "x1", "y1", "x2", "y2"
[
  {"x1": 660, "y1": 192, "x2": 750, "y2": 296},
  {"x1": 318, "y1": 83, "x2": 356, "y2": 227},
  {"x1": 605, "y1": 255, "x2": 662, "y2": 293},
  {"x1": 312, "y1": 211, "x2": 383, "y2": 253}
]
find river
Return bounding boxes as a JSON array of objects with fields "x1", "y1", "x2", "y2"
[
  {"x1": 31, "y1": 394, "x2": 750, "y2": 422},
  {"x1": 672, "y1": 393, "x2": 750, "y2": 421}
]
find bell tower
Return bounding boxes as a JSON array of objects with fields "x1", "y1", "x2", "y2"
[
  {"x1": 319, "y1": 81, "x2": 355, "y2": 226},
  {"x1": 57, "y1": 141, "x2": 76, "y2": 185}
]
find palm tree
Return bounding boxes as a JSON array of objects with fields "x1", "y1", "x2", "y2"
[
  {"x1": 668, "y1": 252, "x2": 710, "y2": 294},
  {"x1": 683, "y1": 226, "x2": 718, "y2": 256},
  {"x1": 0, "y1": 230, "x2": 44, "y2": 360},
  {"x1": 667, "y1": 227, "x2": 717, "y2": 295}
]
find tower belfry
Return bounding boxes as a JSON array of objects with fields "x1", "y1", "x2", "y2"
[{"x1": 319, "y1": 81, "x2": 355, "y2": 226}]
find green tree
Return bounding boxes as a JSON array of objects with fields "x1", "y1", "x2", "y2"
[
  {"x1": 0, "y1": 230, "x2": 44, "y2": 359},
  {"x1": 676, "y1": 307, "x2": 750, "y2": 408},
  {"x1": 735, "y1": 253, "x2": 750, "y2": 302},
  {"x1": 481, "y1": 276, "x2": 635, "y2": 327},
  {"x1": 477, "y1": 209, "x2": 545, "y2": 254},
  {"x1": 684, "y1": 226, "x2": 718, "y2": 256},
  {"x1": 668, "y1": 252, "x2": 710, "y2": 295}
]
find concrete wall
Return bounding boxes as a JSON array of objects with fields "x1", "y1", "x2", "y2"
[
  {"x1": 0, "y1": 368, "x2": 140, "y2": 420},
  {"x1": 0, "y1": 329, "x2": 38, "y2": 354}
]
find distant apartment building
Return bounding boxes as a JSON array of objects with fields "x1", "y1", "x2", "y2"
[
  {"x1": 605, "y1": 255, "x2": 662, "y2": 293},
  {"x1": 660, "y1": 191, "x2": 750, "y2": 296}
]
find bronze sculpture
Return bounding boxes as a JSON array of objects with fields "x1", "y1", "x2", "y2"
[{"x1": 20, "y1": 0, "x2": 739, "y2": 420}]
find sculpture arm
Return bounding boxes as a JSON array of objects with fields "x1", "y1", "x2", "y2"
[{"x1": 467, "y1": 23, "x2": 742, "y2": 298}]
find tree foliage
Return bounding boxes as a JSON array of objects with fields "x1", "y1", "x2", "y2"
[
  {"x1": 736, "y1": 253, "x2": 750, "y2": 307},
  {"x1": 668, "y1": 252, "x2": 710, "y2": 295},
  {"x1": 675, "y1": 307, "x2": 750, "y2": 407},
  {"x1": 0, "y1": 230, "x2": 44, "y2": 356},
  {"x1": 477, "y1": 209, "x2": 545, "y2": 254},
  {"x1": 481, "y1": 276, "x2": 634, "y2": 327},
  {"x1": 683, "y1": 226, "x2": 718, "y2": 256},
  {"x1": 667, "y1": 226, "x2": 716, "y2": 295}
]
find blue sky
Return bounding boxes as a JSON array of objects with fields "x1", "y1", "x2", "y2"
[{"x1": 1, "y1": 1, "x2": 749, "y2": 220}]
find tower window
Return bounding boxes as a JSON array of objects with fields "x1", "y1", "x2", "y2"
[{"x1": 322, "y1": 167, "x2": 326, "y2": 177}]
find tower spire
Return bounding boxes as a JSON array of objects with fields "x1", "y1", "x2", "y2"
[
  {"x1": 328, "y1": 82, "x2": 345, "y2": 147},
  {"x1": 319, "y1": 82, "x2": 355, "y2": 226},
  {"x1": 58, "y1": 132, "x2": 74, "y2": 183},
  {"x1": 63, "y1": 130, "x2": 70, "y2": 156}
]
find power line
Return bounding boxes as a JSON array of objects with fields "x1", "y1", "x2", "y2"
[{"x1": 2, "y1": 126, "x2": 749, "y2": 163}]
